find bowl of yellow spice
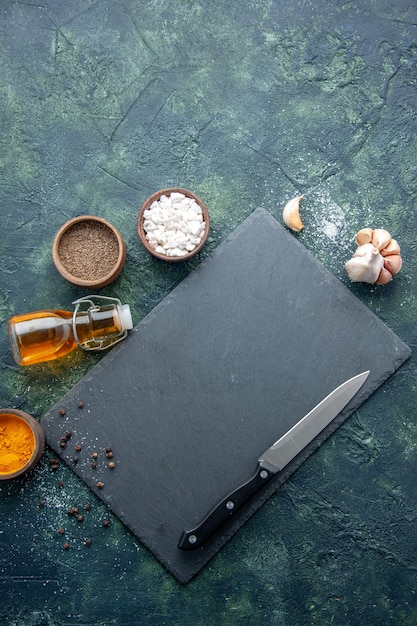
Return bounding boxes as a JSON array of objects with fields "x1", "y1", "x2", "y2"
[{"x1": 0, "y1": 409, "x2": 45, "y2": 480}]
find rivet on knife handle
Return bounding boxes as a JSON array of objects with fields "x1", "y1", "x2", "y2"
[
  {"x1": 177, "y1": 461, "x2": 278, "y2": 550},
  {"x1": 177, "y1": 371, "x2": 369, "y2": 551}
]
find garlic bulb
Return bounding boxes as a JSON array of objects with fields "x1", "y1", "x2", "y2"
[
  {"x1": 282, "y1": 195, "x2": 304, "y2": 232},
  {"x1": 345, "y1": 228, "x2": 402, "y2": 285},
  {"x1": 345, "y1": 243, "x2": 384, "y2": 284}
]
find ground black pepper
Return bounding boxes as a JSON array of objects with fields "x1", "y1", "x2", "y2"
[{"x1": 57, "y1": 221, "x2": 120, "y2": 280}]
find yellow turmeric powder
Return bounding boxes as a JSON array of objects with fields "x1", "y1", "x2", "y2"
[{"x1": 0, "y1": 414, "x2": 35, "y2": 475}]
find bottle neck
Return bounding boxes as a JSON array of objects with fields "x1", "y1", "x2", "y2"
[
  {"x1": 72, "y1": 296, "x2": 132, "y2": 351},
  {"x1": 74, "y1": 306, "x2": 123, "y2": 350}
]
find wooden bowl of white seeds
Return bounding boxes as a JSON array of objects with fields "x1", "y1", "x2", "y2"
[{"x1": 137, "y1": 188, "x2": 210, "y2": 262}]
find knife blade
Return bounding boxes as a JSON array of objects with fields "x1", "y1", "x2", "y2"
[{"x1": 178, "y1": 370, "x2": 369, "y2": 550}]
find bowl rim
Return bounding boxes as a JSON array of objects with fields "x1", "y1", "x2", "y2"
[
  {"x1": 52, "y1": 215, "x2": 126, "y2": 288},
  {"x1": 137, "y1": 187, "x2": 210, "y2": 262},
  {"x1": 0, "y1": 409, "x2": 45, "y2": 480}
]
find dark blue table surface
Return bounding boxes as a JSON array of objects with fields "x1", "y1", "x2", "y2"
[{"x1": 0, "y1": 1, "x2": 416, "y2": 624}]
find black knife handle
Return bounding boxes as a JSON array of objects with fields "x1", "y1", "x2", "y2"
[{"x1": 177, "y1": 461, "x2": 278, "y2": 551}]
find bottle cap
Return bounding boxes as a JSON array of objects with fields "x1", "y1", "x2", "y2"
[{"x1": 119, "y1": 304, "x2": 133, "y2": 331}]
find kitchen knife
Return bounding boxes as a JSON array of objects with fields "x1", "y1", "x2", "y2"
[{"x1": 178, "y1": 370, "x2": 369, "y2": 550}]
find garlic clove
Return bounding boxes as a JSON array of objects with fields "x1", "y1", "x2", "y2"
[
  {"x1": 282, "y1": 195, "x2": 304, "y2": 232},
  {"x1": 371, "y1": 228, "x2": 392, "y2": 250},
  {"x1": 375, "y1": 267, "x2": 393, "y2": 285},
  {"x1": 356, "y1": 228, "x2": 373, "y2": 246},
  {"x1": 380, "y1": 238, "x2": 401, "y2": 256},
  {"x1": 383, "y1": 254, "x2": 403, "y2": 275},
  {"x1": 344, "y1": 243, "x2": 384, "y2": 283}
]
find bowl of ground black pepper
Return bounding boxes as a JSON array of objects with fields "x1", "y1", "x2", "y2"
[
  {"x1": 52, "y1": 216, "x2": 126, "y2": 288},
  {"x1": 0, "y1": 409, "x2": 45, "y2": 480}
]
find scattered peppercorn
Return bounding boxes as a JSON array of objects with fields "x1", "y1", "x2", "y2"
[
  {"x1": 58, "y1": 527, "x2": 65, "y2": 535},
  {"x1": 76, "y1": 515, "x2": 84, "y2": 523},
  {"x1": 59, "y1": 408, "x2": 66, "y2": 416},
  {"x1": 59, "y1": 431, "x2": 72, "y2": 449},
  {"x1": 97, "y1": 481, "x2": 104, "y2": 489},
  {"x1": 67, "y1": 508, "x2": 75, "y2": 516},
  {"x1": 78, "y1": 402, "x2": 84, "y2": 409},
  {"x1": 85, "y1": 538, "x2": 92, "y2": 546},
  {"x1": 84, "y1": 503, "x2": 91, "y2": 511},
  {"x1": 92, "y1": 451, "x2": 98, "y2": 459},
  {"x1": 57, "y1": 480, "x2": 64, "y2": 488},
  {"x1": 108, "y1": 461, "x2": 115, "y2": 470},
  {"x1": 102, "y1": 519, "x2": 110, "y2": 527},
  {"x1": 74, "y1": 444, "x2": 82, "y2": 452},
  {"x1": 72, "y1": 507, "x2": 79, "y2": 514},
  {"x1": 63, "y1": 542, "x2": 70, "y2": 550}
]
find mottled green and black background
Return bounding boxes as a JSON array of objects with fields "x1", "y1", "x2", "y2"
[{"x1": 0, "y1": 1, "x2": 416, "y2": 624}]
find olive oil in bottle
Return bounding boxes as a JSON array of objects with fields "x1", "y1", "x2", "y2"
[{"x1": 8, "y1": 296, "x2": 132, "y2": 366}]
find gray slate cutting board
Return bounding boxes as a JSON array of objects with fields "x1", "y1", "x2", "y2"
[{"x1": 40, "y1": 208, "x2": 411, "y2": 583}]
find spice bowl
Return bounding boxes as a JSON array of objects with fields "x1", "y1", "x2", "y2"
[
  {"x1": 52, "y1": 216, "x2": 126, "y2": 288},
  {"x1": 0, "y1": 409, "x2": 45, "y2": 480},
  {"x1": 137, "y1": 188, "x2": 210, "y2": 262}
]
